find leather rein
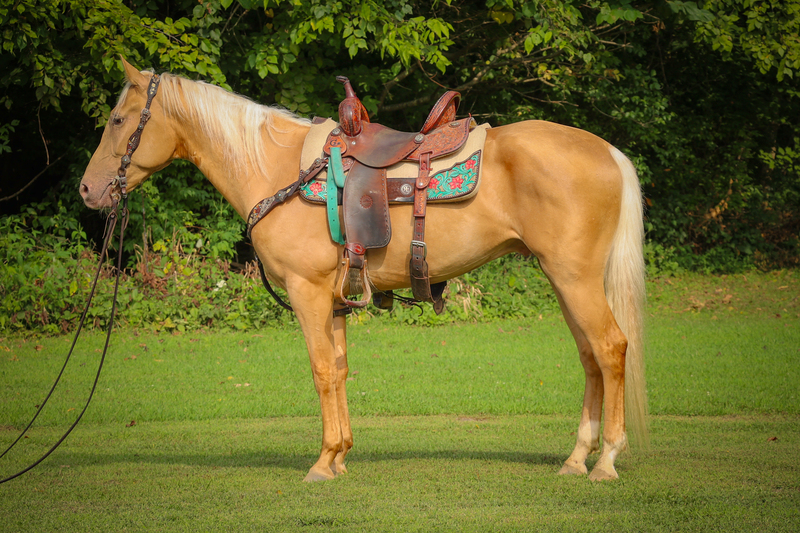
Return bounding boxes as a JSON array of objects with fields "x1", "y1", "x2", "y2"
[{"x1": 0, "y1": 74, "x2": 161, "y2": 484}]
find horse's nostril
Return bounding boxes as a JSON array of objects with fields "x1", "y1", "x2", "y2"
[{"x1": 79, "y1": 183, "x2": 89, "y2": 197}]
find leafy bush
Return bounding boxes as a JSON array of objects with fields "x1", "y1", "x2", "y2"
[
  {"x1": 0, "y1": 203, "x2": 789, "y2": 336},
  {"x1": 0, "y1": 207, "x2": 287, "y2": 335},
  {"x1": 0, "y1": 203, "x2": 90, "y2": 334},
  {"x1": 365, "y1": 255, "x2": 560, "y2": 327},
  {"x1": 1, "y1": 209, "x2": 561, "y2": 334},
  {"x1": 127, "y1": 161, "x2": 245, "y2": 262}
]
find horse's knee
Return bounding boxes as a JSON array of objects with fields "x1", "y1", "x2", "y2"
[{"x1": 309, "y1": 362, "x2": 337, "y2": 394}]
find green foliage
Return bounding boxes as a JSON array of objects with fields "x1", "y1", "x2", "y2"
[
  {"x1": 640, "y1": 44, "x2": 799, "y2": 270},
  {"x1": 128, "y1": 162, "x2": 244, "y2": 261},
  {"x1": 643, "y1": 241, "x2": 684, "y2": 277},
  {"x1": 0, "y1": 119, "x2": 18, "y2": 154},
  {"x1": 364, "y1": 256, "x2": 557, "y2": 327},
  {"x1": 0, "y1": 0, "x2": 227, "y2": 122},
  {"x1": 0, "y1": 206, "x2": 284, "y2": 334},
  {"x1": 0, "y1": 209, "x2": 560, "y2": 334},
  {"x1": 0, "y1": 205, "x2": 555, "y2": 335},
  {"x1": 696, "y1": 0, "x2": 800, "y2": 81},
  {"x1": 114, "y1": 247, "x2": 289, "y2": 333},
  {"x1": 1, "y1": 0, "x2": 798, "y2": 282},
  {"x1": 0, "y1": 204, "x2": 89, "y2": 334},
  {"x1": 10, "y1": 201, "x2": 789, "y2": 334}
]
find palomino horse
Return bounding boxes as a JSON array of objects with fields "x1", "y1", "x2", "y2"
[{"x1": 80, "y1": 59, "x2": 648, "y2": 482}]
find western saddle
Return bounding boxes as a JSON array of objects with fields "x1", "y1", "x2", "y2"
[
  {"x1": 248, "y1": 76, "x2": 473, "y2": 315},
  {"x1": 326, "y1": 76, "x2": 472, "y2": 314}
]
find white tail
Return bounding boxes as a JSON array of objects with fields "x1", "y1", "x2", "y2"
[{"x1": 605, "y1": 146, "x2": 649, "y2": 449}]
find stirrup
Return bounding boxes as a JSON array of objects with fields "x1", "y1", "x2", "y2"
[{"x1": 336, "y1": 253, "x2": 372, "y2": 308}]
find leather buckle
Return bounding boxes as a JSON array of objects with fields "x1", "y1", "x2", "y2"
[{"x1": 410, "y1": 240, "x2": 427, "y2": 258}]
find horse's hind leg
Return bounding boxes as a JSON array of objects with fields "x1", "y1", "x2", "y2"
[
  {"x1": 551, "y1": 289, "x2": 603, "y2": 476},
  {"x1": 541, "y1": 265, "x2": 628, "y2": 481},
  {"x1": 331, "y1": 312, "x2": 353, "y2": 475}
]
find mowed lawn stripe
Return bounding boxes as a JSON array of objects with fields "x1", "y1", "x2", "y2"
[
  {"x1": 0, "y1": 415, "x2": 797, "y2": 532},
  {"x1": 1, "y1": 315, "x2": 797, "y2": 427}
]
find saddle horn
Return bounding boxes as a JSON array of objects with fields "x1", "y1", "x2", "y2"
[{"x1": 336, "y1": 76, "x2": 370, "y2": 137}]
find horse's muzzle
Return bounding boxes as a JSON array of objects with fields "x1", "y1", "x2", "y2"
[{"x1": 79, "y1": 177, "x2": 114, "y2": 209}]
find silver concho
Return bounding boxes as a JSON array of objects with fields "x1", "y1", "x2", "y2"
[{"x1": 400, "y1": 183, "x2": 413, "y2": 196}]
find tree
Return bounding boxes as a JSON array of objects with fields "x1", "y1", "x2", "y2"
[{"x1": 1, "y1": 0, "x2": 797, "y2": 269}]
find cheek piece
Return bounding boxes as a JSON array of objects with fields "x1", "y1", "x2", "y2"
[{"x1": 110, "y1": 73, "x2": 161, "y2": 205}]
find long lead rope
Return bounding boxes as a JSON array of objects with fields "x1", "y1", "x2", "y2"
[
  {"x1": 0, "y1": 200, "x2": 129, "y2": 484},
  {"x1": 0, "y1": 72, "x2": 160, "y2": 484}
]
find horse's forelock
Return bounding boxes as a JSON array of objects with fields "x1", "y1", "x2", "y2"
[{"x1": 114, "y1": 83, "x2": 132, "y2": 111}]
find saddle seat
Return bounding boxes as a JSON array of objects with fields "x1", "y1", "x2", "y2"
[{"x1": 327, "y1": 77, "x2": 470, "y2": 312}]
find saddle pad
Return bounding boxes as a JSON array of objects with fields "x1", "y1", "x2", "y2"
[{"x1": 299, "y1": 119, "x2": 490, "y2": 205}]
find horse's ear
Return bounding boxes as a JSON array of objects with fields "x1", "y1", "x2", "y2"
[{"x1": 120, "y1": 56, "x2": 149, "y2": 88}]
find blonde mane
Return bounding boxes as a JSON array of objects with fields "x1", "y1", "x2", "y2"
[{"x1": 117, "y1": 71, "x2": 311, "y2": 179}]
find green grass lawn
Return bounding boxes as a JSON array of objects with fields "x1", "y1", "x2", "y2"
[
  {"x1": 1, "y1": 415, "x2": 798, "y2": 532},
  {"x1": 0, "y1": 271, "x2": 798, "y2": 531}
]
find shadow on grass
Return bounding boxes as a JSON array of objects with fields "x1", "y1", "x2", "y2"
[{"x1": 50, "y1": 448, "x2": 566, "y2": 474}]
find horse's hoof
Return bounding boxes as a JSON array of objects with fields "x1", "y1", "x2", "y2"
[
  {"x1": 303, "y1": 466, "x2": 336, "y2": 482},
  {"x1": 332, "y1": 462, "x2": 348, "y2": 476},
  {"x1": 588, "y1": 465, "x2": 618, "y2": 481},
  {"x1": 558, "y1": 462, "x2": 588, "y2": 476}
]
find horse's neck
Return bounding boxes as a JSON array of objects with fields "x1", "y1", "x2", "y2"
[{"x1": 173, "y1": 103, "x2": 310, "y2": 219}]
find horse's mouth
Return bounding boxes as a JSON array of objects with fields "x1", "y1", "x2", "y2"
[{"x1": 80, "y1": 178, "x2": 117, "y2": 210}]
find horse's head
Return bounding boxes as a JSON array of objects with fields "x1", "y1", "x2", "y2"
[{"x1": 80, "y1": 58, "x2": 176, "y2": 209}]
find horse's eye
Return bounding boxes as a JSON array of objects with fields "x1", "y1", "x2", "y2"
[{"x1": 111, "y1": 115, "x2": 124, "y2": 126}]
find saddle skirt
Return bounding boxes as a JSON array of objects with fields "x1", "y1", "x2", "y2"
[{"x1": 299, "y1": 119, "x2": 491, "y2": 206}]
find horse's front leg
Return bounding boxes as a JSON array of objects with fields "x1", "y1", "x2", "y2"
[{"x1": 289, "y1": 281, "x2": 347, "y2": 482}]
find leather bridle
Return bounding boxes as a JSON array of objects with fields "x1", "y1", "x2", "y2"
[{"x1": 111, "y1": 73, "x2": 161, "y2": 204}]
